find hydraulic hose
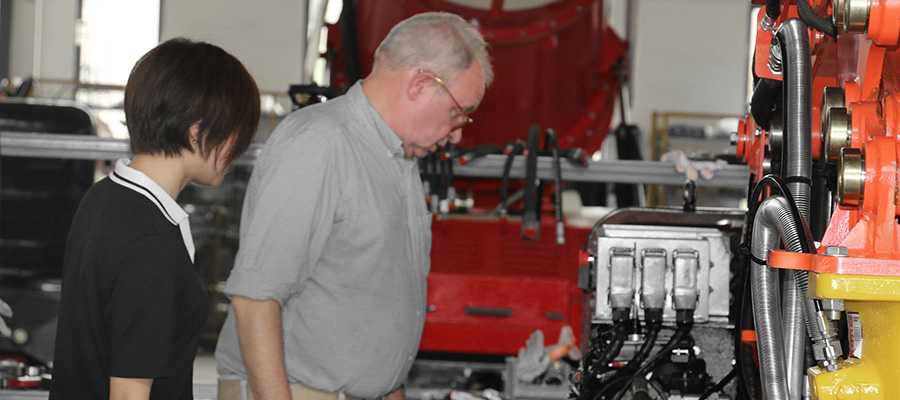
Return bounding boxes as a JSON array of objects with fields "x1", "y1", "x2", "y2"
[
  {"x1": 798, "y1": 0, "x2": 837, "y2": 37},
  {"x1": 522, "y1": 125, "x2": 541, "y2": 240},
  {"x1": 545, "y1": 129, "x2": 565, "y2": 244},
  {"x1": 429, "y1": 152, "x2": 439, "y2": 213},
  {"x1": 762, "y1": 0, "x2": 781, "y2": 30},
  {"x1": 750, "y1": 195, "x2": 812, "y2": 400},
  {"x1": 579, "y1": 310, "x2": 630, "y2": 400},
  {"x1": 751, "y1": 78, "x2": 782, "y2": 131},
  {"x1": 609, "y1": 310, "x2": 694, "y2": 400},
  {"x1": 499, "y1": 142, "x2": 525, "y2": 218},
  {"x1": 458, "y1": 144, "x2": 501, "y2": 165},
  {"x1": 775, "y1": 20, "x2": 834, "y2": 399},
  {"x1": 775, "y1": 18, "x2": 813, "y2": 222},
  {"x1": 443, "y1": 147, "x2": 457, "y2": 210},
  {"x1": 766, "y1": 0, "x2": 781, "y2": 21},
  {"x1": 781, "y1": 272, "x2": 807, "y2": 400},
  {"x1": 617, "y1": 309, "x2": 662, "y2": 378}
]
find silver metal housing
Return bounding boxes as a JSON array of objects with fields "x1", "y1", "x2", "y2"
[{"x1": 593, "y1": 224, "x2": 731, "y2": 324}]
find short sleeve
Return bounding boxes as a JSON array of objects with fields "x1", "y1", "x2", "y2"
[
  {"x1": 224, "y1": 124, "x2": 340, "y2": 305},
  {"x1": 105, "y1": 235, "x2": 178, "y2": 378}
]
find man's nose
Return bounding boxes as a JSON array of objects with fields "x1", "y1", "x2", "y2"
[{"x1": 449, "y1": 129, "x2": 462, "y2": 144}]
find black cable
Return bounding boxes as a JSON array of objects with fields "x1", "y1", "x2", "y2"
[
  {"x1": 750, "y1": 78, "x2": 782, "y2": 131},
  {"x1": 458, "y1": 144, "x2": 502, "y2": 165},
  {"x1": 444, "y1": 145, "x2": 456, "y2": 209},
  {"x1": 607, "y1": 314, "x2": 694, "y2": 400},
  {"x1": 699, "y1": 367, "x2": 738, "y2": 400},
  {"x1": 735, "y1": 253, "x2": 762, "y2": 400},
  {"x1": 798, "y1": 0, "x2": 837, "y2": 38},
  {"x1": 499, "y1": 142, "x2": 525, "y2": 217},
  {"x1": 546, "y1": 129, "x2": 564, "y2": 243},
  {"x1": 522, "y1": 125, "x2": 541, "y2": 240},
  {"x1": 437, "y1": 149, "x2": 448, "y2": 200},
  {"x1": 579, "y1": 310, "x2": 630, "y2": 400},
  {"x1": 765, "y1": 0, "x2": 780, "y2": 21},
  {"x1": 616, "y1": 309, "x2": 662, "y2": 378},
  {"x1": 744, "y1": 174, "x2": 814, "y2": 255},
  {"x1": 535, "y1": 130, "x2": 553, "y2": 221},
  {"x1": 429, "y1": 152, "x2": 439, "y2": 213},
  {"x1": 418, "y1": 154, "x2": 432, "y2": 200}
]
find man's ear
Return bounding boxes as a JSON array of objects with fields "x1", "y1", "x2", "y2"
[{"x1": 407, "y1": 70, "x2": 434, "y2": 101}]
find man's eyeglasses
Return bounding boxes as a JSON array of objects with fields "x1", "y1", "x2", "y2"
[{"x1": 427, "y1": 73, "x2": 473, "y2": 131}]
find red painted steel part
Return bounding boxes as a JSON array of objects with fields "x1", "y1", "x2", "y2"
[
  {"x1": 422, "y1": 216, "x2": 590, "y2": 355},
  {"x1": 743, "y1": 1, "x2": 900, "y2": 278}
]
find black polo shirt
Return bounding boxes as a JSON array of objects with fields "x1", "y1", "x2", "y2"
[{"x1": 50, "y1": 159, "x2": 208, "y2": 400}]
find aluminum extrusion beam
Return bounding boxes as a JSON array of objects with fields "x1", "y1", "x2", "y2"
[
  {"x1": 456, "y1": 154, "x2": 749, "y2": 189},
  {"x1": 0, "y1": 132, "x2": 263, "y2": 166},
  {"x1": 1, "y1": 132, "x2": 749, "y2": 188}
]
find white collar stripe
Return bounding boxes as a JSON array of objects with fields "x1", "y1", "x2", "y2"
[
  {"x1": 108, "y1": 158, "x2": 195, "y2": 263},
  {"x1": 110, "y1": 171, "x2": 178, "y2": 225}
]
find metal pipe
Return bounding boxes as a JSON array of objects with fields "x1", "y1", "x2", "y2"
[
  {"x1": 751, "y1": 196, "x2": 808, "y2": 400},
  {"x1": 774, "y1": 21, "x2": 818, "y2": 396},
  {"x1": 781, "y1": 271, "x2": 807, "y2": 400},
  {"x1": 775, "y1": 18, "x2": 813, "y2": 221}
]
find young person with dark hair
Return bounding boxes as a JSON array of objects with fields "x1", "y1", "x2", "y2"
[{"x1": 50, "y1": 37, "x2": 260, "y2": 400}]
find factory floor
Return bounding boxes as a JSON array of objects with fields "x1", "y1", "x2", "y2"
[
  {"x1": 188, "y1": 349, "x2": 512, "y2": 400},
  {"x1": 192, "y1": 348, "x2": 219, "y2": 399}
]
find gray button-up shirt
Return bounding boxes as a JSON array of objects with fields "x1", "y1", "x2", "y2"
[{"x1": 216, "y1": 82, "x2": 431, "y2": 398}]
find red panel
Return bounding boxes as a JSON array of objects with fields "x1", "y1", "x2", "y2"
[{"x1": 421, "y1": 216, "x2": 590, "y2": 355}]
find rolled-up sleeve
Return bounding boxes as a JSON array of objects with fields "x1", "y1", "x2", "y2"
[{"x1": 224, "y1": 123, "x2": 340, "y2": 306}]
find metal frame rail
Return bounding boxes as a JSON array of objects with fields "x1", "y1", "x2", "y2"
[{"x1": 1, "y1": 132, "x2": 749, "y2": 189}]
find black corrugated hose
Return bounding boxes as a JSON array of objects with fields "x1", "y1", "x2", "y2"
[
  {"x1": 766, "y1": 0, "x2": 781, "y2": 21},
  {"x1": 798, "y1": 0, "x2": 837, "y2": 37}
]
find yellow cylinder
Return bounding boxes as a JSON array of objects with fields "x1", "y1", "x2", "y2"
[{"x1": 808, "y1": 273, "x2": 900, "y2": 400}]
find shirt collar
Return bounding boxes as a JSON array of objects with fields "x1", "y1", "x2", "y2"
[
  {"x1": 108, "y1": 158, "x2": 189, "y2": 226},
  {"x1": 109, "y1": 158, "x2": 195, "y2": 263},
  {"x1": 346, "y1": 81, "x2": 406, "y2": 158}
]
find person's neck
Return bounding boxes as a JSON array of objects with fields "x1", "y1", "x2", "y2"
[
  {"x1": 128, "y1": 154, "x2": 190, "y2": 200},
  {"x1": 361, "y1": 71, "x2": 408, "y2": 137}
]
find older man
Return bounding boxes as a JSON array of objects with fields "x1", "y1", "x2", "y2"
[{"x1": 215, "y1": 11, "x2": 493, "y2": 400}]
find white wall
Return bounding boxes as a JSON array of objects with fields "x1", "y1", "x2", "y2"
[
  {"x1": 9, "y1": 0, "x2": 78, "y2": 82},
  {"x1": 160, "y1": 0, "x2": 305, "y2": 95},
  {"x1": 7, "y1": 0, "x2": 752, "y2": 147},
  {"x1": 8, "y1": 0, "x2": 305, "y2": 97},
  {"x1": 607, "y1": 0, "x2": 751, "y2": 145}
]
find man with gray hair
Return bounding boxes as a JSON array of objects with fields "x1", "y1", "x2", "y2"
[{"x1": 215, "y1": 11, "x2": 493, "y2": 400}]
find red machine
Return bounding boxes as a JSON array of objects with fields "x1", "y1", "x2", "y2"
[
  {"x1": 326, "y1": 0, "x2": 625, "y2": 355},
  {"x1": 734, "y1": 0, "x2": 900, "y2": 398}
]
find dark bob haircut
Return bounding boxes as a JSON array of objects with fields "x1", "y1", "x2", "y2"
[{"x1": 125, "y1": 38, "x2": 260, "y2": 165}]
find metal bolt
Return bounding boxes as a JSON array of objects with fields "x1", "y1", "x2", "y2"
[
  {"x1": 823, "y1": 246, "x2": 849, "y2": 256},
  {"x1": 821, "y1": 298, "x2": 845, "y2": 321},
  {"x1": 11, "y1": 328, "x2": 29, "y2": 345}
]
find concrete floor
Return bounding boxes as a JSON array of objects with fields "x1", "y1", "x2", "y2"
[{"x1": 192, "y1": 348, "x2": 219, "y2": 399}]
